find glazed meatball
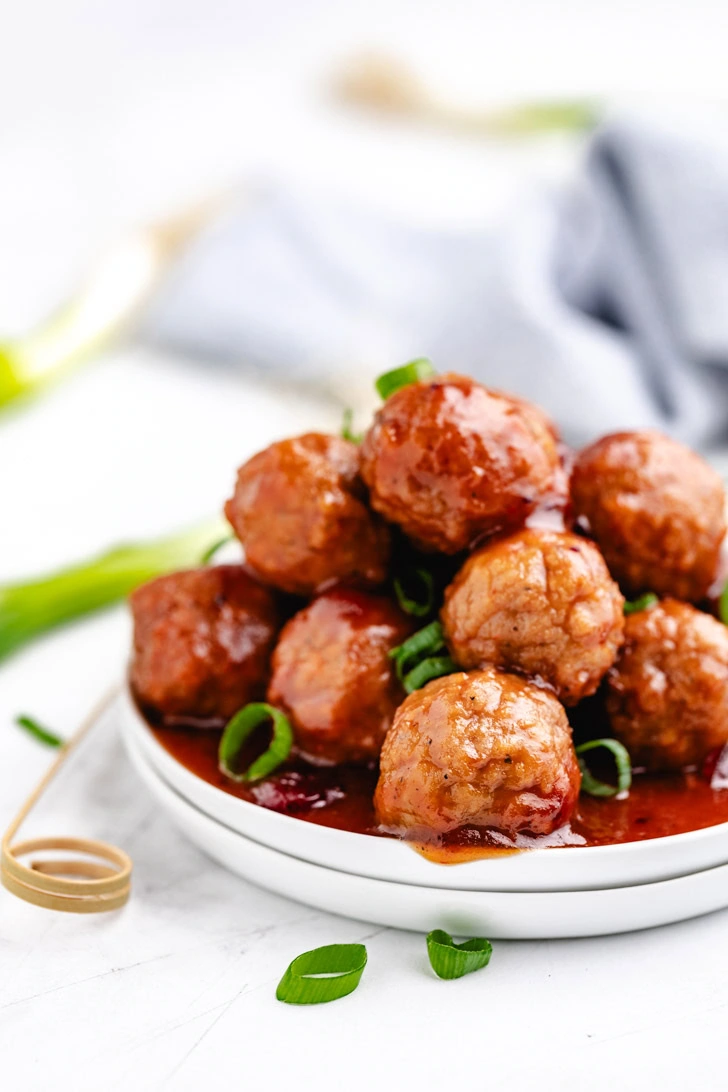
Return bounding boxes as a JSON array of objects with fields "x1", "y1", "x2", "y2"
[
  {"x1": 571, "y1": 431, "x2": 726, "y2": 602},
  {"x1": 267, "y1": 588, "x2": 412, "y2": 764},
  {"x1": 130, "y1": 566, "x2": 279, "y2": 725},
  {"x1": 225, "y1": 433, "x2": 390, "y2": 596},
  {"x1": 360, "y1": 373, "x2": 561, "y2": 554},
  {"x1": 605, "y1": 599, "x2": 728, "y2": 771},
  {"x1": 441, "y1": 529, "x2": 624, "y2": 705},
  {"x1": 375, "y1": 668, "x2": 580, "y2": 840}
]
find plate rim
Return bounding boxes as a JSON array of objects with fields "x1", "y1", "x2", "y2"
[
  {"x1": 124, "y1": 728, "x2": 728, "y2": 938},
  {"x1": 119, "y1": 683, "x2": 728, "y2": 881}
]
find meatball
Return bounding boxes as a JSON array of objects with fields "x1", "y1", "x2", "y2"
[
  {"x1": 360, "y1": 373, "x2": 561, "y2": 554},
  {"x1": 375, "y1": 668, "x2": 580, "y2": 840},
  {"x1": 571, "y1": 430, "x2": 726, "y2": 602},
  {"x1": 441, "y1": 529, "x2": 624, "y2": 705},
  {"x1": 130, "y1": 565, "x2": 279, "y2": 725},
  {"x1": 225, "y1": 433, "x2": 390, "y2": 596},
  {"x1": 605, "y1": 599, "x2": 728, "y2": 771},
  {"x1": 267, "y1": 588, "x2": 412, "y2": 764}
]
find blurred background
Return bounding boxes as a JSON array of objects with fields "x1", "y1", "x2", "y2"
[{"x1": 3, "y1": 0, "x2": 728, "y2": 760}]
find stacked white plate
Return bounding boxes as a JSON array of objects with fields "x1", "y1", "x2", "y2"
[{"x1": 119, "y1": 687, "x2": 728, "y2": 938}]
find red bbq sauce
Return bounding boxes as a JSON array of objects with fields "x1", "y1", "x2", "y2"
[{"x1": 150, "y1": 721, "x2": 728, "y2": 860}]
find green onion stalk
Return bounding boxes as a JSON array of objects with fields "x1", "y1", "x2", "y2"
[
  {"x1": 0, "y1": 300, "x2": 111, "y2": 410},
  {"x1": 0, "y1": 234, "x2": 159, "y2": 411},
  {"x1": 0, "y1": 516, "x2": 231, "y2": 663},
  {"x1": 0, "y1": 201, "x2": 220, "y2": 412},
  {"x1": 481, "y1": 100, "x2": 599, "y2": 137}
]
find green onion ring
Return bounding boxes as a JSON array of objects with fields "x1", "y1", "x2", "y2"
[
  {"x1": 340, "y1": 408, "x2": 363, "y2": 444},
  {"x1": 393, "y1": 568, "x2": 435, "y2": 618},
  {"x1": 276, "y1": 944, "x2": 368, "y2": 1004},
  {"x1": 719, "y1": 583, "x2": 728, "y2": 626},
  {"x1": 576, "y1": 738, "x2": 632, "y2": 798},
  {"x1": 389, "y1": 620, "x2": 447, "y2": 681},
  {"x1": 375, "y1": 358, "x2": 436, "y2": 400},
  {"x1": 426, "y1": 930, "x2": 493, "y2": 980},
  {"x1": 403, "y1": 655, "x2": 457, "y2": 694},
  {"x1": 15, "y1": 714, "x2": 64, "y2": 748},
  {"x1": 623, "y1": 593, "x2": 658, "y2": 615},
  {"x1": 218, "y1": 702, "x2": 293, "y2": 783}
]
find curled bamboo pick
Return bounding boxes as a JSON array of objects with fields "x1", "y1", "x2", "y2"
[{"x1": 1, "y1": 687, "x2": 132, "y2": 914}]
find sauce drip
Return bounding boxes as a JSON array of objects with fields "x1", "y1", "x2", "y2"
[{"x1": 151, "y1": 723, "x2": 728, "y2": 857}]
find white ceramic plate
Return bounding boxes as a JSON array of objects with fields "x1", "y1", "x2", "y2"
[
  {"x1": 125, "y1": 730, "x2": 728, "y2": 938},
  {"x1": 120, "y1": 686, "x2": 728, "y2": 893}
]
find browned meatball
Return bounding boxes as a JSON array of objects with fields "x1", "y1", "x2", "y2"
[
  {"x1": 130, "y1": 565, "x2": 279, "y2": 725},
  {"x1": 442, "y1": 529, "x2": 624, "y2": 705},
  {"x1": 605, "y1": 599, "x2": 728, "y2": 771},
  {"x1": 360, "y1": 373, "x2": 561, "y2": 554},
  {"x1": 225, "y1": 433, "x2": 390, "y2": 596},
  {"x1": 375, "y1": 668, "x2": 580, "y2": 840},
  {"x1": 267, "y1": 588, "x2": 413, "y2": 764},
  {"x1": 571, "y1": 430, "x2": 726, "y2": 602}
]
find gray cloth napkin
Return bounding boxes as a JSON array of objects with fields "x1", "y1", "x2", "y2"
[{"x1": 142, "y1": 112, "x2": 728, "y2": 449}]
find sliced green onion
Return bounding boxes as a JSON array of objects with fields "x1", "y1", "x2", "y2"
[
  {"x1": 15, "y1": 714, "x2": 64, "y2": 748},
  {"x1": 341, "y1": 408, "x2": 363, "y2": 444},
  {"x1": 719, "y1": 582, "x2": 728, "y2": 626},
  {"x1": 200, "y1": 534, "x2": 236, "y2": 564},
  {"x1": 394, "y1": 568, "x2": 435, "y2": 618},
  {"x1": 219, "y1": 702, "x2": 293, "y2": 783},
  {"x1": 404, "y1": 655, "x2": 457, "y2": 694},
  {"x1": 375, "y1": 358, "x2": 436, "y2": 400},
  {"x1": 276, "y1": 944, "x2": 367, "y2": 1004},
  {"x1": 624, "y1": 593, "x2": 658, "y2": 615},
  {"x1": 0, "y1": 517, "x2": 230, "y2": 664},
  {"x1": 389, "y1": 620, "x2": 456, "y2": 691},
  {"x1": 576, "y1": 738, "x2": 632, "y2": 798},
  {"x1": 426, "y1": 930, "x2": 492, "y2": 980},
  {"x1": 389, "y1": 620, "x2": 446, "y2": 681}
]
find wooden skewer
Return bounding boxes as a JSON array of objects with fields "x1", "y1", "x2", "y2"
[{"x1": 1, "y1": 687, "x2": 132, "y2": 914}]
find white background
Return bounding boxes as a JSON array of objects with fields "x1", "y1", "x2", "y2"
[{"x1": 2, "y1": 2, "x2": 728, "y2": 1089}]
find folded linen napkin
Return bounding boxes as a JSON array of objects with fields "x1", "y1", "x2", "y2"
[{"x1": 141, "y1": 112, "x2": 728, "y2": 449}]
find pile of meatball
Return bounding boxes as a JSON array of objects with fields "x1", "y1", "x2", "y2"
[{"x1": 130, "y1": 372, "x2": 728, "y2": 844}]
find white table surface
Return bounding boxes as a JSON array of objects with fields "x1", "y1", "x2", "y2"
[
  {"x1": 3, "y1": 350, "x2": 728, "y2": 1092},
  {"x1": 3, "y1": 2, "x2": 728, "y2": 1088}
]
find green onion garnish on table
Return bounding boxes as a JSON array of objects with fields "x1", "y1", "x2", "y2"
[
  {"x1": 426, "y1": 930, "x2": 493, "y2": 980},
  {"x1": 15, "y1": 714, "x2": 64, "y2": 748},
  {"x1": 375, "y1": 357, "x2": 436, "y2": 399},
  {"x1": 0, "y1": 516, "x2": 230, "y2": 663},
  {"x1": 218, "y1": 702, "x2": 293, "y2": 783},
  {"x1": 623, "y1": 593, "x2": 658, "y2": 615},
  {"x1": 276, "y1": 943, "x2": 368, "y2": 1004},
  {"x1": 576, "y1": 738, "x2": 632, "y2": 798}
]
